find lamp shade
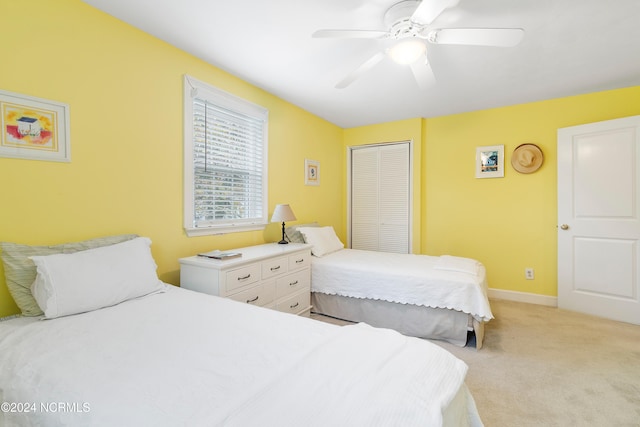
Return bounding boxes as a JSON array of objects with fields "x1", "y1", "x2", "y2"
[{"x1": 271, "y1": 204, "x2": 296, "y2": 223}]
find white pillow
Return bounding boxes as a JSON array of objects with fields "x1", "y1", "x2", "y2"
[
  {"x1": 297, "y1": 226, "x2": 344, "y2": 257},
  {"x1": 30, "y1": 237, "x2": 166, "y2": 319}
]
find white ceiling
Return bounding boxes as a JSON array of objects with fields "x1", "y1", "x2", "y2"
[{"x1": 83, "y1": 0, "x2": 640, "y2": 128}]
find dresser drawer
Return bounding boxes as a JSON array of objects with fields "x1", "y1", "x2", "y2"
[
  {"x1": 288, "y1": 251, "x2": 310, "y2": 271},
  {"x1": 227, "y1": 281, "x2": 276, "y2": 307},
  {"x1": 276, "y1": 269, "x2": 310, "y2": 298},
  {"x1": 261, "y1": 256, "x2": 288, "y2": 280},
  {"x1": 225, "y1": 263, "x2": 261, "y2": 293},
  {"x1": 276, "y1": 289, "x2": 311, "y2": 315}
]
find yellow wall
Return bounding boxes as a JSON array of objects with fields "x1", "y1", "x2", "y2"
[
  {"x1": 424, "y1": 87, "x2": 640, "y2": 296},
  {"x1": 0, "y1": 0, "x2": 343, "y2": 316},
  {"x1": 346, "y1": 87, "x2": 640, "y2": 298}
]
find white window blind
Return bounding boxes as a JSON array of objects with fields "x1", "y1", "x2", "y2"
[{"x1": 184, "y1": 75, "x2": 268, "y2": 236}]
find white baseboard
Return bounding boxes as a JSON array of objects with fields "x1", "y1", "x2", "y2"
[{"x1": 488, "y1": 288, "x2": 557, "y2": 307}]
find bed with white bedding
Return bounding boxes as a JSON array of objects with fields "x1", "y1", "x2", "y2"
[
  {"x1": 0, "y1": 235, "x2": 484, "y2": 426},
  {"x1": 288, "y1": 225, "x2": 494, "y2": 348}
]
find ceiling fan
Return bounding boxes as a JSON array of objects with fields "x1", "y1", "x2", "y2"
[{"x1": 313, "y1": 0, "x2": 524, "y2": 89}]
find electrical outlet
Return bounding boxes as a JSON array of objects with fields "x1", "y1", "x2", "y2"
[{"x1": 525, "y1": 268, "x2": 535, "y2": 280}]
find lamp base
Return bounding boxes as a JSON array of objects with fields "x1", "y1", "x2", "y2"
[{"x1": 278, "y1": 221, "x2": 288, "y2": 244}]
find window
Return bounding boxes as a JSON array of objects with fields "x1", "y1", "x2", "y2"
[{"x1": 183, "y1": 75, "x2": 268, "y2": 237}]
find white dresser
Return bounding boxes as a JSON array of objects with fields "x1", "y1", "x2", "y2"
[{"x1": 179, "y1": 243, "x2": 312, "y2": 316}]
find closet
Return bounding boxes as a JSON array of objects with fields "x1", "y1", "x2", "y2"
[{"x1": 349, "y1": 141, "x2": 411, "y2": 254}]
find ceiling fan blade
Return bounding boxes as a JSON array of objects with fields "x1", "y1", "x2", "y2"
[
  {"x1": 410, "y1": 58, "x2": 436, "y2": 90},
  {"x1": 411, "y1": 55, "x2": 436, "y2": 90},
  {"x1": 411, "y1": 0, "x2": 460, "y2": 25},
  {"x1": 428, "y1": 28, "x2": 524, "y2": 47},
  {"x1": 313, "y1": 29, "x2": 389, "y2": 39},
  {"x1": 335, "y1": 51, "x2": 386, "y2": 89}
]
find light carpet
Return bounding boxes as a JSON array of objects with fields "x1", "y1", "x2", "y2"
[{"x1": 312, "y1": 299, "x2": 640, "y2": 426}]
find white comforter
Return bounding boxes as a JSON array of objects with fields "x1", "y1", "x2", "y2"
[
  {"x1": 0, "y1": 286, "x2": 482, "y2": 426},
  {"x1": 311, "y1": 249, "x2": 494, "y2": 322}
]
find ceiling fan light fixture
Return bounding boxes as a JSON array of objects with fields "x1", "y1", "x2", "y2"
[{"x1": 388, "y1": 38, "x2": 426, "y2": 65}]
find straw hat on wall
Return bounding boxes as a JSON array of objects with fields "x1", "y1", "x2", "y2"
[{"x1": 511, "y1": 143, "x2": 543, "y2": 174}]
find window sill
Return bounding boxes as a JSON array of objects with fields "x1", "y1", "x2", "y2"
[{"x1": 184, "y1": 223, "x2": 266, "y2": 237}]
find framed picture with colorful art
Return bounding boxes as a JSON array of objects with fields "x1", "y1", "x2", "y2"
[
  {"x1": 0, "y1": 90, "x2": 70, "y2": 162},
  {"x1": 475, "y1": 145, "x2": 504, "y2": 178}
]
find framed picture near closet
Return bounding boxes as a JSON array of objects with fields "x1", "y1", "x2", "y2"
[
  {"x1": 305, "y1": 159, "x2": 319, "y2": 186},
  {"x1": 475, "y1": 145, "x2": 504, "y2": 178}
]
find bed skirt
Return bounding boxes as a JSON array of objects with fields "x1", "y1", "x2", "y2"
[{"x1": 311, "y1": 292, "x2": 485, "y2": 349}]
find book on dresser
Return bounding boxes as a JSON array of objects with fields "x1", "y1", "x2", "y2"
[{"x1": 197, "y1": 250, "x2": 242, "y2": 260}]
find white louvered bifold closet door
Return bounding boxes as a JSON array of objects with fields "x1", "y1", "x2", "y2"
[{"x1": 350, "y1": 142, "x2": 410, "y2": 254}]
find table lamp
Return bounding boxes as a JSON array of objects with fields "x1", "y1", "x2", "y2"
[{"x1": 271, "y1": 204, "x2": 296, "y2": 244}]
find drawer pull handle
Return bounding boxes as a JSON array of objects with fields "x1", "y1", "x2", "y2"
[
  {"x1": 289, "y1": 280, "x2": 299, "y2": 287},
  {"x1": 247, "y1": 296, "x2": 259, "y2": 303},
  {"x1": 270, "y1": 265, "x2": 281, "y2": 271},
  {"x1": 238, "y1": 274, "x2": 251, "y2": 281},
  {"x1": 295, "y1": 259, "x2": 304, "y2": 264},
  {"x1": 290, "y1": 302, "x2": 299, "y2": 309}
]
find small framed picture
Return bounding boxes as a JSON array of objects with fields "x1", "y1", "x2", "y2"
[
  {"x1": 305, "y1": 159, "x2": 319, "y2": 186},
  {"x1": 0, "y1": 89, "x2": 70, "y2": 162},
  {"x1": 475, "y1": 145, "x2": 504, "y2": 178}
]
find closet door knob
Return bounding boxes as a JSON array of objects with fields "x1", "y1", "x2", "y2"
[{"x1": 560, "y1": 224, "x2": 569, "y2": 230}]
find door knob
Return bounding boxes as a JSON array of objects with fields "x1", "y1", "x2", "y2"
[{"x1": 560, "y1": 224, "x2": 569, "y2": 230}]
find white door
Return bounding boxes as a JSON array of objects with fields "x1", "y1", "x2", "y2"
[
  {"x1": 557, "y1": 115, "x2": 640, "y2": 325},
  {"x1": 351, "y1": 147, "x2": 380, "y2": 250},
  {"x1": 350, "y1": 142, "x2": 411, "y2": 253}
]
